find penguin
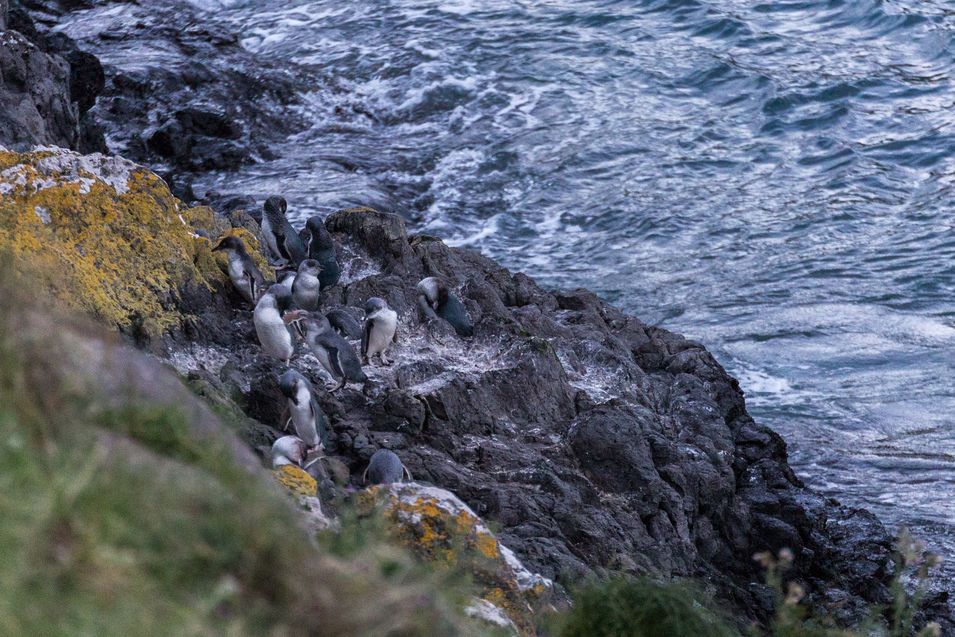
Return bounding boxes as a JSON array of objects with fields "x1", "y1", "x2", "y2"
[
  {"x1": 300, "y1": 215, "x2": 341, "y2": 289},
  {"x1": 291, "y1": 259, "x2": 323, "y2": 311},
  {"x1": 326, "y1": 308, "x2": 363, "y2": 340},
  {"x1": 253, "y1": 284, "x2": 296, "y2": 364},
  {"x1": 261, "y1": 196, "x2": 307, "y2": 267},
  {"x1": 363, "y1": 449, "x2": 413, "y2": 485},
  {"x1": 211, "y1": 235, "x2": 267, "y2": 306},
  {"x1": 286, "y1": 310, "x2": 368, "y2": 392},
  {"x1": 416, "y1": 277, "x2": 474, "y2": 337},
  {"x1": 271, "y1": 435, "x2": 307, "y2": 469},
  {"x1": 362, "y1": 297, "x2": 398, "y2": 365},
  {"x1": 277, "y1": 369, "x2": 329, "y2": 451}
]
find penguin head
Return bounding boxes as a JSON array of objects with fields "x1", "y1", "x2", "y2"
[
  {"x1": 364, "y1": 297, "x2": 388, "y2": 315},
  {"x1": 266, "y1": 283, "x2": 293, "y2": 312},
  {"x1": 297, "y1": 259, "x2": 323, "y2": 277},
  {"x1": 264, "y1": 195, "x2": 288, "y2": 220},
  {"x1": 271, "y1": 435, "x2": 307, "y2": 468},
  {"x1": 278, "y1": 369, "x2": 304, "y2": 401},
  {"x1": 304, "y1": 215, "x2": 335, "y2": 253},
  {"x1": 212, "y1": 235, "x2": 246, "y2": 254},
  {"x1": 417, "y1": 277, "x2": 448, "y2": 307}
]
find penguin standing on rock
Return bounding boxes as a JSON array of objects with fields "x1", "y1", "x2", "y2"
[
  {"x1": 286, "y1": 310, "x2": 368, "y2": 392},
  {"x1": 416, "y1": 277, "x2": 474, "y2": 337},
  {"x1": 363, "y1": 449, "x2": 413, "y2": 485},
  {"x1": 362, "y1": 297, "x2": 398, "y2": 365},
  {"x1": 261, "y1": 196, "x2": 307, "y2": 267},
  {"x1": 278, "y1": 369, "x2": 329, "y2": 452},
  {"x1": 253, "y1": 284, "x2": 296, "y2": 364},
  {"x1": 291, "y1": 259, "x2": 323, "y2": 311},
  {"x1": 301, "y1": 215, "x2": 341, "y2": 289},
  {"x1": 271, "y1": 435, "x2": 307, "y2": 469},
  {"x1": 211, "y1": 235, "x2": 267, "y2": 306}
]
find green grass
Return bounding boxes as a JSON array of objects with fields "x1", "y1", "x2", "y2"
[{"x1": 553, "y1": 577, "x2": 738, "y2": 637}]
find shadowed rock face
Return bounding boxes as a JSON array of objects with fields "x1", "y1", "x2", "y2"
[
  {"x1": 17, "y1": 0, "x2": 311, "y2": 178},
  {"x1": 0, "y1": 30, "x2": 78, "y2": 149},
  {"x1": 168, "y1": 207, "x2": 898, "y2": 626}
]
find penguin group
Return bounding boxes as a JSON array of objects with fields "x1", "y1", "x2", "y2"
[{"x1": 211, "y1": 195, "x2": 474, "y2": 488}]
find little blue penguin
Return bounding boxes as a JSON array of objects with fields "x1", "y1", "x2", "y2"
[
  {"x1": 300, "y1": 215, "x2": 341, "y2": 289},
  {"x1": 277, "y1": 369, "x2": 329, "y2": 451},
  {"x1": 287, "y1": 310, "x2": 368, "y2": 392},
  {"x1": 261, "y1": 196, "x2": 307, "y2": 267},
  {"x1": 363, "y1": 449, "x2": 413, "y2": 485},
  {"x1": 291, "y1": 259, "x2": 323, "y2": 311},
  {"x1": 254, "y1": 284, "x2": 296, "y2": 364},
  {"x1": 211, "y1": 235, "x2": 267, "y2": 306},
  {"x1": 271, "y1": 435, "x2": 307, "y2": 469},
  {"x1": 326, "y1": 308, "x2": 363, "y2": 340},
  {"x1": 362, "y1": 297, "x2": 398, "y2": 365},
  {"x1": 416, "y1": 277, "x2": 474, "y2": 337}
]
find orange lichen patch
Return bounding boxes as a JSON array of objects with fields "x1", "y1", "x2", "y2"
[
  {"x1": 0, "y1": 148, "x2": 238, "y2": 335},
  {"x1": 362, "y1": 484, "x2": 542, "y2": 636},
  {"x1": 273, "y1": 465, "x2": 317, "y2": 497}
]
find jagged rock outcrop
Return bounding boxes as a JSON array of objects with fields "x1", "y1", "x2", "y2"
[{"x1": 167, "y1": 203, "x2": 898, "y2": 626}]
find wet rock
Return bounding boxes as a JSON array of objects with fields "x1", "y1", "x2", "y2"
[
  {"x1": 0, "y1": 30, "x2": 78, "y2": 149},
  {"x1": 22, "y1": 0, "x2": 311, "y2": 173}
]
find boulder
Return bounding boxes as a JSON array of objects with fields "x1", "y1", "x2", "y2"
[
  {"x1": 0, "y1": 147, "x2": 242, "y2": 339},
  {"x1": 361, "y1": 483, "x2": 554, "y2": 636}
]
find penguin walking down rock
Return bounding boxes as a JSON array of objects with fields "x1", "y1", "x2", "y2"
[
  {"x1": 291, "y1": 259, "x2": 323, "y2": 311},
  {"x1": 253, "y1": 284, "x2": 296, "y2": 364},
  {"x1": 363, "y1": 449, "x2": 413, "y2": 485},
  {"x1": 271, "y1": 435, "x2": 308, "y2": 469},
  {"x1": 362, "y1": 297, "x2": 398, "y2": 365},
  {"x1": 278, "y1": 369, "x2": 329, "y2": 452},
  {"x1": 300, "y1": 215, "x2": 341, "y2": 289},
  {"x1": 326, "y1": 308, "x2": 363, "y2": 340},
  {"x1": 261, "y1": 196, "x2": 307, "y2": 267},
  {"x1": 286, "y1": 310, "x2": 368, "y2": 392},
  {"x1": 211, "y1": 235, "x2": 267, "y2": 306},
  {"x1": 416, "y1": 277, "x2": 474, "y2": 337}
]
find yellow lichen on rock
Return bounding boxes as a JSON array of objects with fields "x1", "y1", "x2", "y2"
[
  {"x1": 363, "y1": 483, "x2": 552, "y2": 636},
  {"x1": 0, "y1": 147, "x2": 236, "y2": 335},
  {"x1": 273, "y1": 465, "x2": 318, "y2": 497}
]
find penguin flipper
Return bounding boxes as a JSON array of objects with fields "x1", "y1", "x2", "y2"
[
  {"x1": 246, "y1": 271, "x2": 257, "y2": 304},
  {"x1": 361, "y1": 317, "x2": 372, "y2": 358},
  {"x1": 310, "y1": 396, "x2": 329, "y2": 447}
]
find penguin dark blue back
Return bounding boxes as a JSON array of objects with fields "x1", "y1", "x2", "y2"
[
  {"x1": 262, "y1": 196, "x2": 307, "y2": 267},
  {"x1": 303, "y1": 215, "x2": 341, "y2": 289}
]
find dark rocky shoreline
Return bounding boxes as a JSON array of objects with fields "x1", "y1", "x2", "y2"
[{"x1": 2, "y1": 0, "x2": 952, "y2": 631}]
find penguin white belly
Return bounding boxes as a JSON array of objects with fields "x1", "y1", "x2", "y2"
[
  {"x1": 310, "y1": 343, "x2": 337, "y2": 379},
  {"x1": 289, "y1": 386, "x2": 317, "y2": 446},
  {"x1": 261, "y1": 215, "x2": 281, "y2": 261},
  {"x1": 292, "y1": 275, "x2": 321, "y2": 310},
  {"x1": 227, "y1": 256, "x2": 253, "y2": 300},
  {"x1": 254, "y1": 307, "x2": 293, "y2": 360},
  {"x1": 368, "y1": 310, "x2": 397, "y2": 356}
]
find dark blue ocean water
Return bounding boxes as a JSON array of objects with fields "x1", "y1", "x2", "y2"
[{"x1": 98, "y1": 0, "x2": 955, "y2": 578}]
